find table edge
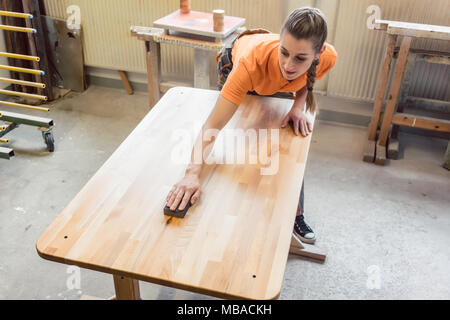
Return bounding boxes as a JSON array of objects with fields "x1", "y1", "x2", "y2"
[
  {"x1": 34, "y1": 87, "x2": 303, "y2": 300},
  {"x1": 36, "y1": 238, "x2": 280, "y2": 300}
]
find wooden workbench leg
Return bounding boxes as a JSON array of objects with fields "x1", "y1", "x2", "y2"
[
  {"x1": 363, "y1": 34, "x2": 397, "y2": 163},
  {"x1": 193, "y1": 49, "x2": 210, "y2": 89},
  {"x1": 388, "y1": 53, "x2": 417, "y2": 160},
  {"x1": 113, "y1": 275, "x2": 141, "y2": 300},
  {"x1": 363, "y1": 140, "x2": 377, "y2": 164},
  {"x1": 375, "y1": 36, "x2": 412, "y2": 166},
  {"x1": 145, "y1": 40, "x2": 161, "y2": 108},
  {"x1": 118, "y1": 70, "x2": 134, "y2": 95},
  {"x1": 289, "y1": 233, "x2": 326, "y2": 262}
]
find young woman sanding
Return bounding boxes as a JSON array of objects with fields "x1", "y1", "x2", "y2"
[{"x1": 166, "y1": 7, "x2": 337, "y2": 244}]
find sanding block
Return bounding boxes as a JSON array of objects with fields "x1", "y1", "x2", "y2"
[{"x1": 164, "y1": 200, "x2": 192, "y2": 218}]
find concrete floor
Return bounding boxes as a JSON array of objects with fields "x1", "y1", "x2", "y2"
[{"x1": 0, "y1": 85, "x2": 449, "y2": 300}]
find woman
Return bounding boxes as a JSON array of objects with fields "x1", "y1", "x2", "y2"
[{"x1": 166, "y1": 7, "x2": 337, "y2": 244}]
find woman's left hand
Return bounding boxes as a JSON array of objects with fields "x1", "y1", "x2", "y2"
[{"x1": 281, "y1": 105, "x2": 313, "y2": 137}]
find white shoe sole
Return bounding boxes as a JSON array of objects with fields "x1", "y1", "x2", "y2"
[{"x1": 293, "y1": 230, "x2": 316, "y2": 244}]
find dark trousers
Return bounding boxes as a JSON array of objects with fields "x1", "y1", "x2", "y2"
[{"x1": 297, "y1": 181, "x2": 304, "y2": 216}]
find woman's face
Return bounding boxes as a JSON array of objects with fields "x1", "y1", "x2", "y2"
[{"x1": 278, "y1": 31, "x2": 321, "y2": 81}]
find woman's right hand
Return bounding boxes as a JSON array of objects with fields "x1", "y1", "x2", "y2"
[
  {"x1": 164, "y1": 95, "x2": 237, "y2": 212},
  {"x1": 166, "y1": 173, "x2": 202, "y2": 211}
]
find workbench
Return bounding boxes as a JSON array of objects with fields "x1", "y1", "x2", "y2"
[
  {"x1": 130, "y1": 25, "x2": 243, "y2": 108},
  {"x1": 36, "y1": 87, "x2": 324, "y2": 300},
  {"x1": 363, "y1": 20, "x2": 450, "y2": 166}
]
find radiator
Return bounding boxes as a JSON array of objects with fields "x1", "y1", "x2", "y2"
[{"x1": 42, "y1": 0, "x2": 450, "y2": 102}]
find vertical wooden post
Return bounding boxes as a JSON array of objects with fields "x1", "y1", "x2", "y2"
[
  {"x1": 145, "y1": 40, "x2": 161, "y2": 108},
  {"x1": 397, "y1": 53, "x2": 416, "y2": 109},
  {"x1": 363, "y1": 34, "x2": 397, "y2": 163},
  {"x1": 194, "y1": 49, "x2": 210, "y2": 89},
  {"x1": 376, "y1": 36, "x2": 412, "y2": 165},
  {"x1": 368, "y1": 34, "x2": 398, "y2": 142},
  {"x1": 388, "y1": 52, "x2": 417, "y2": 159},
  {"x1": 113, "y1": 275, "x2": 141, "y2": 300}
]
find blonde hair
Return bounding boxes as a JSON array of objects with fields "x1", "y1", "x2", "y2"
[{"x1": 281, "y1": 7, "x2": 328, "y2": 114}]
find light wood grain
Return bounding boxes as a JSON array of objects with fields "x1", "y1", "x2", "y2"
[
  {"x1": 376, "y1": 20, "x2": 450, "y2": 41},
  {"x1": 153, "y1": 33, "x2": 225, "y2": 51},
  {"x1": 113, "y1": 275, "x2": 141, "y2": 300},
  {"x1": 36, "y1": 87, "x2": 314, "y2": 300}
]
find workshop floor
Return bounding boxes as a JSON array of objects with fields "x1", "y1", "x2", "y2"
[{"x1": 0, "y1": 85, "x2": 449, "y2": 300}]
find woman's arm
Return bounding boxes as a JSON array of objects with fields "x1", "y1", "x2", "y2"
[
  {"x1": 166, "y1": 95, "x2": 238, "y2": 211},
  {"x1": 281, "y1": 86, "x2": 313, "y2": 136},
  {"x1": 292, "y1": 86, "x2": 308, "y2": 112}
]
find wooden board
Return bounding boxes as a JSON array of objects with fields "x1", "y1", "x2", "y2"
[
  {"x1": 153, "y1": 10, "x2": 245, "y2": 39},
  {"x1": 43, "y1": 16, "x2": 85, "y2": 92},
  {"x1": 375, "y1": 19, "x2": 450, "y2": 41},
  {"x1": 36, "y1": 87, "x2": 315, "y2": 300},
  {"x1": 367, "y1": 34, "x2": 397, "y2": 141},
  {"x1": 130, "y1": 25, "x2": 243, "y2": 49},
  {"x1": 118, "y1": 71, "x2": 133, "y2": 95},
  {"x1": 391, "y1": 113, "x2": 450, "y2": 133},
  {"x1": 444, "y1": 142, "x2": 450, "y2": 170},
  {"x1": 378, "y1": 36, "x2": 412, "y2": 147}
]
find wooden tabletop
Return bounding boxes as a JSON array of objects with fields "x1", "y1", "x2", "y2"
[{"x1": 36, "y1": 87, "x2": 315, "y2": 300}]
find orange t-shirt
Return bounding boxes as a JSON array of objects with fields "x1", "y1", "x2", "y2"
[{"x1": 220, "y1": 33, "x2": 338, "y2": 106}]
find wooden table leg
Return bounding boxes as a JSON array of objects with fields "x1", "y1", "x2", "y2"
[
  {"x1": 145, "y1": 40, "x2": 161, "y2": 108},
  {"x1": 375, "y1": 36, "x2": 412, "y2": 165},
  {"x1": 193, "y1": 48, "x2": 210, "y2": 89},
  {"x1": 118, "y1": 70, "x2": 134, "y2": 95},
  {"x1": 388, "y1": 53, "x2": 417, "y2": 160},
  {"x1": 113, "y1": 275, "x2": 141, "y2": 300},
  {"x1": 289, "y1": 233, "x2": 326, "y2": 262},
  {"x1": 364, "y1": 34, "x2": 397, "y2": 163}
]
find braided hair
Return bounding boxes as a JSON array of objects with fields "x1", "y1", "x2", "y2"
[{"x1": 281, "y1": 7, "x2": 328, "y2": 114}]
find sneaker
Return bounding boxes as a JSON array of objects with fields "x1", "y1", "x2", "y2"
[{"x1": 293, "y1": 215, "x2": 316, "y2": 244}]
